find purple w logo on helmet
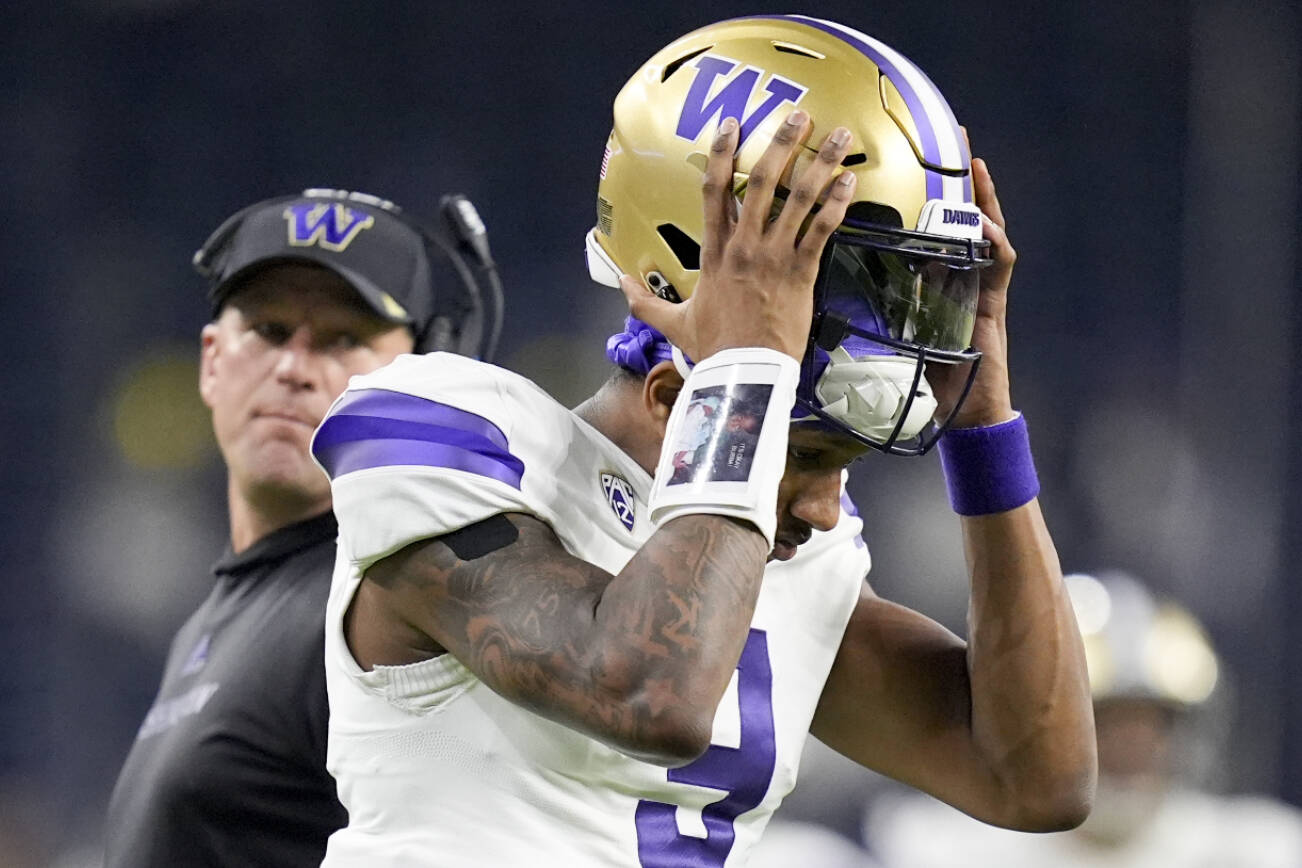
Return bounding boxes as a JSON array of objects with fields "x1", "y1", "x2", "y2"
[
  {"x1": 675, "y1": 55, "x2": 807, "y2": 147},
  {"x1": 283, "y1": 202, "x2": 376, "y2": 252}
]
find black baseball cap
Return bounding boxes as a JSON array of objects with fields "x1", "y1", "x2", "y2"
[{"x1": 193, "y1": 189, "x2": 436, "y2": 335}]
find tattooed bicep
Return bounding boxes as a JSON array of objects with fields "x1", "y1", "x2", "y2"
[
  {"x1": 363, "y1": 513, "x2": 612, "y2": 641},
  {"x1": 356, "y1": 511, "x2": 767, "y2": 757}
]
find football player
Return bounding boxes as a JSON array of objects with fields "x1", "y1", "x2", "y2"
[{"x1": 312, "y1": 16, "x2": 1096, "y2": 866}]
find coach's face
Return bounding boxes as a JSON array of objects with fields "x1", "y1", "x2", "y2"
[{"x1": 200, "y1": 263, "x2": 414, "y2": 515}]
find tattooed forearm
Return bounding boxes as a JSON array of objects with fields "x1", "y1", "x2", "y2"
[{"x1": 363, "y1": 512, "x2": 768, "y2": 764}]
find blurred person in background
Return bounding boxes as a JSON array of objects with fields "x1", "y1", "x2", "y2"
[
  {"x1": 307, "y1": 16, "x2": 1094, "y2": 866},
  {"x1": 867, "y1": 570, "x2": 1302, "y2": 867},
  {"x1": 103, "y1": 188, "x2": 497, "y2": 867},
  {"x1": 748, "y1": 819, "x2": 884, "y2": 868}
]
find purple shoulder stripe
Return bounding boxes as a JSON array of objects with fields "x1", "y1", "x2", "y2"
[{"x1": 313, "y1": 388, "x2": 524, "y2": 489}]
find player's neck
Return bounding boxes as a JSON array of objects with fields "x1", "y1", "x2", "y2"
[
  {"x1": 226, "y1": 476, "x2": 332, "y2": 553},
  {"x1": 574, "y1": 376, "x2": 662, "y2": 477}
]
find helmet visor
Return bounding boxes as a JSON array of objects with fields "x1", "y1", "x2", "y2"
[{"x1": 819, "y1": 224, "x2": 988, "y2": 356}]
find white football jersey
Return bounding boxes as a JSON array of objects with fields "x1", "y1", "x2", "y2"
[{"x1": 312, "y1": 353, "x2": 869, "y2": 867}]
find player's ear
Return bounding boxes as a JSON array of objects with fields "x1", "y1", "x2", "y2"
[
  {"x1": 198, "y1": 322, "x2": 221, "y2": 408},
  {"x1": 643, "y1": 360, "x2": 683, "y2": 439}
]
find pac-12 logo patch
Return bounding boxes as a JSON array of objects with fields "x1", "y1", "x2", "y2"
[{"x1": 601, "y1": 472, "x2": 637, "y2": 531}]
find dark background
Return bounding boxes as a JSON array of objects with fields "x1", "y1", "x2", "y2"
[{"x1": 3, "y1": 1, "x2": 1299, "y2": 863}]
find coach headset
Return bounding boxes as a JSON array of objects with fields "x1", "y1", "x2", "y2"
[{"x1": 192, "y1": 188, "x2": 505, "y2": 362}]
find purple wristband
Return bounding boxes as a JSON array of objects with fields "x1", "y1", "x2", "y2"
[{"x1": 937, "y1": 413, "x2": 1039, "y2": 516}]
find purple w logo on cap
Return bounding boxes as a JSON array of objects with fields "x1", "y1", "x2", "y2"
[
  {"x1": 283, "y1": 202, "x2": 376, "y2": 252},
  {"x1": 676, "y1": 55, "x2": 807, "y2": 147}
]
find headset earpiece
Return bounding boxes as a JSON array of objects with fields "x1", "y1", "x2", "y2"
[{"x1": 436, "y1": 194, "x2": 504, "y2": 361}]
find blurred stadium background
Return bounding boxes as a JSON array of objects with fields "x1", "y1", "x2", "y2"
[{"x1": 3, "y1": 0, "x2": 1299, "y2": 864}]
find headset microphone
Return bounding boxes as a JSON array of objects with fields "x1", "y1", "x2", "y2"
[{"x1": 440, "y1": 194, "x2": 504, "y2": 363}]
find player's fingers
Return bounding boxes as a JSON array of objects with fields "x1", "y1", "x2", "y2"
[
  {"x1": 736, "y1": 109, "x2": 809, "y2": 237},
  {"x1": 771, "y1": 126, "x2": 853, "y2": 242},
  {"x1": 701, "y1": 117, "x2": 739, "y2": 259},
  {"x1": 978, "y1": 212, "x2": 1016, "y2": 297},
  {"x1": 981, "y1": 213, "x2": 1015, "y2": 265},
  {"x1": 972, "y1": 158, "x2": 1006, "y2": 230},
  {"x1": 981, "y1": 210, "x2": 1010, "y2": 249},
  {"x1": 796, "y1": 170, "x2": 857, "y2": 266},
  {"x1": 619, "y1": 273, "x2": 683, "y2": 339}
]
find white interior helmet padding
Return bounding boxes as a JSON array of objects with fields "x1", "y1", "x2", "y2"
[{"x1": 813, "y1": 347, "x2": 937, "y2": 442}]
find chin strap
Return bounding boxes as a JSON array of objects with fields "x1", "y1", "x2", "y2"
[{"x1": 671, "y1": 345, "x2": 694, "y2": 379}]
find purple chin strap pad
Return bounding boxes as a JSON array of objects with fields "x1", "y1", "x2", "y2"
[{"x1": 606, "y1": 315, "x2": 675, "y2": 376}]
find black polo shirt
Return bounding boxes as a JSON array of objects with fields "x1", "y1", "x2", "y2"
[{"x1": 104, "y1": 512, "x2": 347, "y2": 867}]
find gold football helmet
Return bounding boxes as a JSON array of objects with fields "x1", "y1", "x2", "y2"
[
  {"x1": 588, "y1": 15, "x2": 992, "y2": 454},
  {"x1": 1065, "y1": 571, "x2": 1219, "y2": 708}
]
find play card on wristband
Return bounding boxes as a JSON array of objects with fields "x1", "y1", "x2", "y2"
[{"x1": 648, "y1": 348, "x2": 800, "y2": 548}]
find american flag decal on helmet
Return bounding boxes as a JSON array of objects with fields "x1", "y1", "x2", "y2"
[
  {"x1": 601, "y1": 472, "x2": 636, "y2": 531},
  {"x1": 600, "y1": 144, "x2": 612, "y2": 180}
]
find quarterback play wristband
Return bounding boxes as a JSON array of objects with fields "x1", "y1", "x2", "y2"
[
  {"x1": 937, "y1": 412, "x2": 1040, "y2": 516},
  {"x1": 648, "y1": 347, "x2": 800, "y2": 548}
]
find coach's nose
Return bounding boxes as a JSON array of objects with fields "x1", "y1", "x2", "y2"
[{"x1": 274, "y1": 326, "x2": 320, "y2": 392}]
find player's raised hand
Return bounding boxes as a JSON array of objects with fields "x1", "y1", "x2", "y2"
[
  {"x1": 620, "y1": 110, "x2": 857, "y2": 363},
  {"x1": 927, "y1": 151, "x2": 1016, "y2": 427}
]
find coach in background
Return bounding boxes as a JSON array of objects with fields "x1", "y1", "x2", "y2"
[{"x1": 104, "y1": 188, "x2": 498, "y2": 866}]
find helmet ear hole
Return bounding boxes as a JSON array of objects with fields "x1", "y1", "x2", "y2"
[{"x1": 655, "y1": 224, "x2": 701, "y2": 270}]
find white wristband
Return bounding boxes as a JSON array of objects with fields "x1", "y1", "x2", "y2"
[{"x1": 648, "y1": 347, "x2": 800, "y2": 548}]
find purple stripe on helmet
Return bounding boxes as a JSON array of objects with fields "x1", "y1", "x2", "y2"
[
  {"x1": 313, "y1": 393, "x2": 524, "y2": 488},
  {"x1": 607, "y1": 315, "x2": 675, "y2": 375},
  {"x1": 756, "y1": 15, "x2": 965, "y2": 203}
]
